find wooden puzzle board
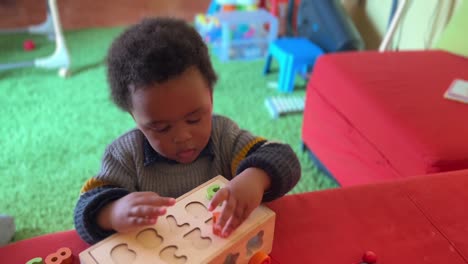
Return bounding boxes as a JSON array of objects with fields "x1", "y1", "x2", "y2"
[{"x1": 80, "y1": 175, "x2": 276, "y2": 264}]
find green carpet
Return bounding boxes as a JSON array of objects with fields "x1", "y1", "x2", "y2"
[{"x1": 0, "y1": 27, "x2": 337, "y2": 242}]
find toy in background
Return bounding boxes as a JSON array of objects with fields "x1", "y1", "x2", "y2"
[
  {"x1": 196, "y1": 9, "x2": 278, "y2": 61},
  {"x1": 23, "y1": 39, "x2": 37, "y2": 51},
  {"x1": 0, "y1": 0, "x2": 71, "y2": 78},
  {"x1": 198, "y1": 0, "x2": 262, "y2": 54},
  {"x1": 262, "y1": 0, "x2": 363, "y2": 94},
  {"x1": 195, "y1": 14, "x2": 261, "y2": 45},
  {"x1": 195, "y1": 15, "x2": 222, "y2": 44},
  {"x1": 257, "y1": 0, "x2": 301, "y2": 36},
  {"x1": 264, "y1": 96, "x2": 305, "y2": 119},
  {"x1": 207, "y1": 0, "x2": 259, "y2": 14},
  {"x1": 259, "y1": 0, "x2": 287, "y2": 36}
]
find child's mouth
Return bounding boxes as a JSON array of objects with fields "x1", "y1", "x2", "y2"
[{"x1": 177, "y1": 149, "x2": 196, "y2": 160}]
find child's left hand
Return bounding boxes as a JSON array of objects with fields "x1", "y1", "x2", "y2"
[{"x1": 208, "y1": 168, "x2": 271, "y2": 238}]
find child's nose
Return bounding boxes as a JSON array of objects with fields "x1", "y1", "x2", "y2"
[{"x1": 173, "y1": 130, "x2": 192, "y2": 144}]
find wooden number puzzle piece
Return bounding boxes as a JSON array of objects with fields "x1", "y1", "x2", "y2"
[
  {"x1": 26, "y1": 257, "x2": 44, "y2": 264},
  {"x1": 45, "y1": 247, "x2": 73, "y2": 264}
]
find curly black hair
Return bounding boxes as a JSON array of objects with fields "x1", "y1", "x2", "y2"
[{"x1": 106, "y1": 17, "x2": 218, "y2": 112}]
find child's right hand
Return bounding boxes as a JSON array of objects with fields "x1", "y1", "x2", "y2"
[{"x1": 98, "y1": 192, "x2": 176, "y2": 233}]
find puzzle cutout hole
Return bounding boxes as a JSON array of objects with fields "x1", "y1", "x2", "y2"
[
  {"x1": 224, "y1": 252, "x2": 240, "y2": 264},
  {"x1": 185, "y1": 201, "x2": 211, "y2": 220},
  {"x1": 205, "y1": 217, "x2": 214, "y2": 225},
  {"x1": 110, "y1": 244, "x2": 136, "y2": 264},
  {"x1": 246, "y1": 230, "x2": 264, "y2": 257},
  {"x1": 183, "y1": 227, "x2": 212, "y2": 250},
  {"x1": 166, "y1": 215, "x2": 191, "y2": 235},
  {"x1": 136, "y1": 228, "x2": 164, "y2": 249},
  {"x1": 160, "y1": 245, "x2": 187, "y2": 264}
]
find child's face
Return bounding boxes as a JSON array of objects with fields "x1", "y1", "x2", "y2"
[{"x1": 130, "y1": 67, "x2": 213, "y2": 164}]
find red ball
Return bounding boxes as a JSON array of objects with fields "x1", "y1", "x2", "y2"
[
  {"x1": 362, "y1": 250, "x2": 377, "y2": 263},
  {"x1": 23, "y1": 40, "x2": 36, "y2": 51}
]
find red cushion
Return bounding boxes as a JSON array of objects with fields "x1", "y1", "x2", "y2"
[
  {"x1": 403, "y1": 169, "x2": 468, "y2": 259},
  {"x1": 303, "y1": 88, "x2": 401, "y2": 186},
  {"x1": 2, "y1": 171, "x2": 468, "y2": 263},
  {"x1": 304, "y1": 50, "x2": 468, "y2": 183},
  {"x1": 267, "y1": 169, "x2": 468, "y2": 263}
]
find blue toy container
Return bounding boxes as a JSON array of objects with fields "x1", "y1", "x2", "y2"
[{"x1": 209, "y1": 10, "x2": 278, "y2": 61}]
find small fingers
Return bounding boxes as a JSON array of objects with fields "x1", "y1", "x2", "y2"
[
  {"x1": 153, "y1": 196, "x2": 176, "y2": 206},
  {"x1": 222, "y1": 205, "x2": 247, "y2": 238},
  {"x1": 214, "y1": 193, "x2": 237, "y2": 235},
  {"x1": 129, "y1": 205, "x2": 167, "y2": 218},
  {"x1": 133, "y1": 193, "x2": 176, "y2": 207},
  {"x1": 208, "y1": 188, "x2": 229, "y2": 211},
  {"x1": 126, "y1": 206, "x2": 168, "y2": 228},
  {"x1": 127, "y1": 216, "x2": 158, "y2": 227}
]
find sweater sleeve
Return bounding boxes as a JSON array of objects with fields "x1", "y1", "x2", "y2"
[
  {"x1": 74, "y1": 186, "x2": 129, "y2": 244},
  {"x1": 74, "y1": 143, "x2": 138, "y2": 244},
  {"x1": 215, "y1": 116, "x2": 301, "y2": 202},
  {"x1": 236, "y1": 142, "x2": 301, "y2": 202}
]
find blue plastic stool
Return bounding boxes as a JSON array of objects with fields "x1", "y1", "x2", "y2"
[{"x1": 263, "y1": 38, "x2": 324, "y2": 92}]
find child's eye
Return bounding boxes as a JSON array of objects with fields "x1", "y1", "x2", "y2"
[
  {"x1": 151, "y1": 125, "x2": 170, "y2": 133},
  {"x1": 187, "y1": 118, "x2": 201, "y2": 124}
]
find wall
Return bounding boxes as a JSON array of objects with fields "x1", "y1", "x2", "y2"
[
  {"x1": 1, "y1": 0, "x2": 460, "y2": 50},
  {"x1": 345, "y1": 0, "x2": 459, "y2": 50},
  {"x1": 0, "y1": 0, "x2": 210, "y2": 29}
]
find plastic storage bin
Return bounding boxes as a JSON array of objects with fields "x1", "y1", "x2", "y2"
[{"x1": 197, "y1": 10, "x2": 278, "y2": 61}]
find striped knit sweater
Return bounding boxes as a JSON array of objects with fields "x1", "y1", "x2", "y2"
[{"x1": 74, "y1": 115, "x2": 301, "y2": 244}]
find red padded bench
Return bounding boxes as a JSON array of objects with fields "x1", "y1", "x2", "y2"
[
  {"x1": 302, "y1": 50, "x2": 468, "y2": 186},
  {"x1": 2, "y1": 169, "x2": 468, "y2": 263}
]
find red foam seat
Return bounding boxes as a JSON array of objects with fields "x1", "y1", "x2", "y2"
[
  {"x1": 303, "y1": 50, "x2": 468, "y2": 185},
  {"x1": 2, "y1": 170, "x2": 468, "y2": 263}
]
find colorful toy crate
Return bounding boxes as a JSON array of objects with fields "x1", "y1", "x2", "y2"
[{"x1": 196, "y1": 10, "x2": 278, "y2": 61}]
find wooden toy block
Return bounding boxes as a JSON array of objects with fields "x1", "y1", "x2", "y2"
[{"x1": 79, "y1": 175, "x2": 276, "y2": 264}]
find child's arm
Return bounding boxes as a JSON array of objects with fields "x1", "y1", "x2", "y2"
[
  {"x1": 97, "y1": 192, "x2": 175, "y2": 233},
  {"x1": 208, "y1": 167, "x2": 272, "y2": 237},
  {"x1": 74, "y1": 143, "x2": 174, "y2": 244},
  {"x1": 208, "y1": 116, "x2": 301, "y2": 237}
]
